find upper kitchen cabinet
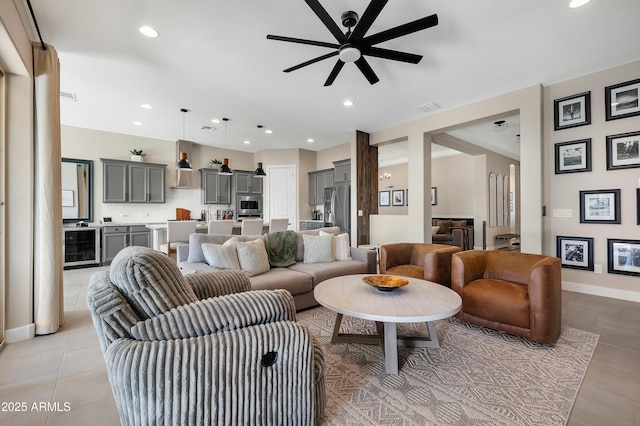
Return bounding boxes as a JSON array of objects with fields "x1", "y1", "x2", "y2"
[
  {"x1": 101, "y1": 158, "x2": 166, "y2": 203},
  {"x1": 333, "y1": 159, "x2": 351, "y2": 183},
  {"x1": 308, "y1": 168, "x2": 333, "y2": 204},
  {"x1": 234, "y1": 170, "x2": 263, "y2": 194},
  {"x1": 201, "y1": 168, "x2": 231, "y2": 204}
]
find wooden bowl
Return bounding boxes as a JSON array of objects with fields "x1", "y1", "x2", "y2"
[{"x1": 362, "y1": 275, "x2": 409, "y2": 292}]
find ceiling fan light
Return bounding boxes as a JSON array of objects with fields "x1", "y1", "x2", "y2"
[
  {"x1": 569, "y1": 0, "x2": 591, "y2": 8},
  {"x1": 339, "y1": 45, "x2": 361, "y2": 63},
  {"x1": 218, "y1": 158, "x2": 233, "y2": 175}
]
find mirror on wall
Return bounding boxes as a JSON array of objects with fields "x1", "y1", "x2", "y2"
[{"x1": 62, "y1": 158, "x2": 93, "y2": 223}]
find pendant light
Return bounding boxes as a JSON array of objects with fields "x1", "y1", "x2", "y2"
[
  {"x1": 218, "y1": 118, "x2": 233, "y2": 175},
  {"x1": 254, "y1": 124, "x2": 267, "y2": 178},
  {"x1": 176, "y1": 108, "x2": 193, "y2": 171}
]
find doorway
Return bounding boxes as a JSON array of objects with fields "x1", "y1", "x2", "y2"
[
  {"x1": 0, "y1": 68, "x2": 5, "y2": 350},
  {"x1": 267, "y1": 165, "x2": 296, "y2": 230}
]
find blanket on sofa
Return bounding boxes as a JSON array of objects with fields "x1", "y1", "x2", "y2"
[{"x1": 264, "y1": 230, "x2": 297, "y2": 267}]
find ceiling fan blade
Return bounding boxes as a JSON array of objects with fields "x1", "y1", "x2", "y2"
[
  {"x1": 324, "y1": 60, "x2": 345, "y2": 87},
  {"x1": 362, "y1": 46, "x2": 422, "y2": 64},
  {"x1": 267, "y1": 34, "x2": 340, "y2": 50},
  {"x1": 304, "y1": 0, "x2": 347, "y2": 43},
  {"x1": 355, "y1": 57, "x2": 380, "y2": 85},
  {"x1": 349, "y1": 0, "x2": 388, "y2": 42},
  {"x1": 284, "y1": 51, "x2": 339, "y2": 73},
  {"x1": 364, "y1": 14, "x2": 438, "y2": 46}
]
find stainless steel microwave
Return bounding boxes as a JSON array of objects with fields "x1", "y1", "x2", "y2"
[{"x1": 236, "y1": 195, "x2": 262, "y2": 216}]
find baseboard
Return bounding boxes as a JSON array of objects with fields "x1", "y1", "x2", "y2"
[
  {"x1": 5, "y1": 323, "x2": 36, "y2": 343},
  {"x1": 562, "y1": 280, "x2": 640, "y2": 303}
]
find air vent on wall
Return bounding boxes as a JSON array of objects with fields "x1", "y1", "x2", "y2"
[
  {"x1": 60, "y1": 92, "x2": 76, "y2": 102},
  {"x1": 415, "y1": 102, "x2": 440, "y2": 113},
  {"x1": 200, "y1": 125, "x2": 217, "y2": 131}
]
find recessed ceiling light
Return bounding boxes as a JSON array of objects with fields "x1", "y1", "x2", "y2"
[
  {"x1": 244, "y1": 140, "x2": 251, "y2": 144},
  {"x1": 343, "y1": 100, "x2": 354, "y2": 107},
  {"x1": 569, "y1": 0, "x2": 591, "y2": 8},
  {"x1": 307, "y1": 138, "x2": 314, "y2": 143},
  {"x1": 140, "y1": 103, "x2": 152, "y2": 109},
  {"x1": 139, "y1": 26, "x2": 159, "y2": 38},
  {"x1": 265, "y1": 129, "x2": 273, "y2": 134},
  {"x1": 133, "y1": 121, "x2": 143, "y2": 126},
  {"x1": 211, "y1": 118, "x2": 220, "y2": 124}
]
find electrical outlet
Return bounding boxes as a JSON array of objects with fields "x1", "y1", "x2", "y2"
[
  {"x1": 358, "y1": 210, "x2": 363, "y2": 217},
  {"x1": 594, "y1": 264, "x2": 603, "y2": 274}
]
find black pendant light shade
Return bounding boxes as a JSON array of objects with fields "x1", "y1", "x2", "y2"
[
  {"x1": 219, "y1": 118, "x2": 233, "y2": 175},
  {"x1": 254, "y1": 162, "x2": 266, "y2": 177},
  {"x1": 177, "y1": 152, "x2": 192, "y2": 171}
]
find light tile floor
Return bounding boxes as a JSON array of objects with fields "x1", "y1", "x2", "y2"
[{"x1": 0, "y1": 266, "x2": 638, "y2": 425}]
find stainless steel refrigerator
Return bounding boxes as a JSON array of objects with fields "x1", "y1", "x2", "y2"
[{"x1": 324, "y1": 184, "x2": 350, "y2": 235}]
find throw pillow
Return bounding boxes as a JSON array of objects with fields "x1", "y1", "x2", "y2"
[
  {"x1": 320, "y1": 231, "x2": 351, "y2": 261},
  {"x1": 436, "y1": 220, "x2": 452, "y2": 234},
  {"x1": 201, "y1": 237, "x2": 241, "y2": 270},
  {"x1": 303, "y1": 233, "x2": 335, "y2": 264},
  {"x1": 264, "y1": 230, "x2": 297, "y2": 267},
  {"x1": 236, "y1": 239, "x2": 270, "y2": 277},
  {"x1": 431, "y1": 226, "x2": 440, "y2": 236}
]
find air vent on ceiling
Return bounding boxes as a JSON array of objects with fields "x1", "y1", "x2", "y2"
[
  {"x1": 60, "y1": 92, "x2": 77, "y2": 102},
  {"x1": 200, "y1": 125, "x2": 217, "y2": 131},
  {"x1": 415, "y1": 102, "x2": 441, "y2": 113}
]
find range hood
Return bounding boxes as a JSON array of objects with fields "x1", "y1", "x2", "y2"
[{"x1": 170, "y1": 139, "x2": 198, "y2": 189}]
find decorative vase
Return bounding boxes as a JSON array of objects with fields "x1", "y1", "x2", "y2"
[{"x1": 130, "y1": 155, "x2": 144, "y2": 162}]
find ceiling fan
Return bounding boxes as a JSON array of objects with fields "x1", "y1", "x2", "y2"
[{"x1": 266, "y1": 0, "x2": 438, "y2": 86}]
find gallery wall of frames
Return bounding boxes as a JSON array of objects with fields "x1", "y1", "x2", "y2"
[{"x1": 546, "y1": 60, "x2": 640, "y2": 295}]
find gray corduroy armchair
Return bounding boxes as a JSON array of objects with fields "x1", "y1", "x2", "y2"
[{"x1": 87, "y1": 246, "x2": 325, "y2": 425}]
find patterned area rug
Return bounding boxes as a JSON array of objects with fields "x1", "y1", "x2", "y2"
[{"x1": 297, "y1": 306, "x2": 599, "y2": 426}]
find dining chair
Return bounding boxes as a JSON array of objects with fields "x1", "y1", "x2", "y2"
[
  {"x1": 241, "y1": 219, "x2": 264, "y2": 236},
  {"x1": 269, "y1": 217, "x2": 289, "y2": 233},
  {"x1": 208, "y1": 219, "x2": 234, "y2": 235},
  {"x1": 160, "y1": 221, "x2": 197, "y2": 257}
]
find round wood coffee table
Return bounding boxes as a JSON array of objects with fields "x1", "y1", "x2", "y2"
[{"x1": 314, "y1": 274, "x2": 462, "y2": 374}]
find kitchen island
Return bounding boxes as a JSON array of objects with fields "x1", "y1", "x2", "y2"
[{"x1": 145, "y1": 221, "x2": 269, "y2": 250}]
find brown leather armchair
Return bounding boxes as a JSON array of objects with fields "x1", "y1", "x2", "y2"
[
  {"x1": 380, "y1": 243, "x2": 461, "y2": 287},
  {"x1": 451, "y1": 250, "x2": 562, "y2": 344}
]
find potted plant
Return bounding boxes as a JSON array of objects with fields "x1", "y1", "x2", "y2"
[
  {"x1": 130, "y1": 149, "x2": 145, "y2": 162},
  {"x1": 210, "y1": 159, "x2": 222, "y2": 167}
]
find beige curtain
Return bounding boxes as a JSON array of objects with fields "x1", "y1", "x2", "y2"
[{"x1": 33, "y1": 42, "x2": 63, "y2": 334}]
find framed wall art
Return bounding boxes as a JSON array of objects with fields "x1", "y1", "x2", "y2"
[
  {"x1": 392, "y1": 189, "x2": 404, "y2": 206},
  {"x1": 555, "y1": 139, "x2": 592, "y2": 174},
  {"x1": 554, "y1": 91, "x2": 591, "y2": 131},
  {"x1": 608, "y1": 238, "x2": 640, "y2": 277},
  {"x1": 605, "y1": 78, "x2": 640, "y2": 121},
  {"x1": 637, "y1": 188, "x2": 640, "y2": 225},
  {"x1": 606, "y1": 131, "x2": 640, "y2": 170},
  {"x1": 579, "y1": 189, "x2": 621, "y2": 224},
  {"x1": 556, "y1": 236, "x2": 594, "y2": 271},
  {"x1": 379, "y1": 190, "x2": 390, "y2": 207},
  {"x1": 431, "y1": 187, "x2": 437, "y2": 206}
]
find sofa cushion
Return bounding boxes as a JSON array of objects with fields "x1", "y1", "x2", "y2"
[
  {"x1": 436, "y1": 220, "x2": 452, "y2": 234},
  {"x1": 385, "y1": 264, "x2": 425, "y2": 280},
  {"x1": 237, "y1": 239, "x2": 271, "y2": 277},
  {"x1": 109, "y1": 246, "x2": 197, "y2": 319},
  {"x1": 249, "y1": 267, "x2": 313, "y2": 296},
  {"x1": 320, "y1": 231, "x2": 351, "y2": 261},
  {"x1": 452, "y1": 220, "x2": 468, "y2": 228},
  {"x1": 295, "y1": 227, "x2": 341, "y2": 261},
  {"x1": 431, "y1": 226, "x2": 440, "y2": 236},
  {"x1": 290, "y1": 260, "x2": 369, "y2": 285},
  {"x1": 303, "y1": 234, "x2": 335, "y2": 264},
  {"x1": 201, "y1": 238, "x2": 241, "y2": 270},
  {"x1": 463, "y1": 278, "x2": 530, "y2": 329},
  {"x1": 187, "y1": 233, "x2": 264, "y2": 263}
]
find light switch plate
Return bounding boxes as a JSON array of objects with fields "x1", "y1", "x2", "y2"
[{"x1": 553, "y1": 209, "x2": 573, "y2": 218}]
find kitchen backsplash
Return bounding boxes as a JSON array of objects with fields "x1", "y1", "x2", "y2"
[{"x1": 100, "y1": 189, "x2": 231, "y2": 224}]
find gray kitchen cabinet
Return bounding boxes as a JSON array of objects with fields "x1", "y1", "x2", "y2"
[
  {"x1": 308, "y1": 168, "x2": 333, "y2": 204},
  {"x1": 234, "y1": 170, "x2": 263, "y2": 194},
  {"x1": 200, "y1": 168, "x2": 231, "y2": 204},
  {"x1": 102, "y1": 225, "x2": 151, "y2": 263},
  {"x1": 101, "y1": 158, "x2": 166, "y2": 203},
  {"x1": 333, "y1": 159, "x2": 351, "y2": 183}
]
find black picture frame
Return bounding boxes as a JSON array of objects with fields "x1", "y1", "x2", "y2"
[
  {"x1": 392, "y1": 189, "x2": 404, "y2": 206},
  {"x1": 579, "y1": 189, "x2": 621, "y2": 224},
  {"x1": 606, "y1": 131, "x2": 640, "y2": 170},
  {"x1": 555, "y1": 139, "x2": 592, "y2": 174},
  {"x1": 557, "y1": 236, "x2": 594, "y2": 271},
  {"x1": 431, "y1": 187, "x2": 437, "y2": 206},
  {"x1": 554, "y1": 91, "x2": 591, "y2": 131},
  {"x1": 608, "y1": 238, "x2": 640, "y2": 277},
  {"x1": 637, "y1": 188, "x2": 640, "y2": 225},
  {"x1": 605, "y1": 78, "x2": 640, "y2": 121},
  {"x1": 379, "y1": 190, "x2": 390, "y2": 207}
]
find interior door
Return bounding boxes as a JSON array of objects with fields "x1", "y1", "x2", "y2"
[
  {"x1": 268, "y1": 165, "x2": 296, "y2": 230},
  {"x1": 0, "y1": 69, "x2": 5, "y2": 349}
]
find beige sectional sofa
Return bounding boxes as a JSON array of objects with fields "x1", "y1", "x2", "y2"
[{"x1": 176, "y1": 226, "x2": 377, "y2": 310}]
